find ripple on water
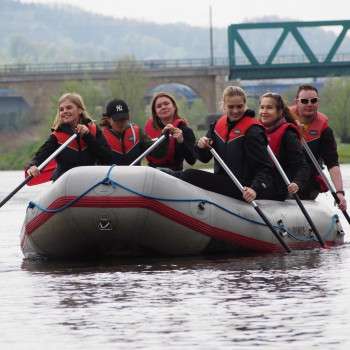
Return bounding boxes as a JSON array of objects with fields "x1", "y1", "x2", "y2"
[{"x1": 1, "y1": 170, "x2": 350, "y2": 349}]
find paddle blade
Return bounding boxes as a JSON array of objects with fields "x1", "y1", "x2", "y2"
[{"x1": 25, "y1": 159, "x2": 57, "y2": 186}]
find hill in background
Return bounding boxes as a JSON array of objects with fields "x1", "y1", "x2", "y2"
[{"x1": 1, "y1": 0, "x2": 350, "y2": 64}]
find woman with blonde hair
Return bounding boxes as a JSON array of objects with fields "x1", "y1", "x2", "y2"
[
  {"x1": 27, "y1": 93, "x2": 112, "y2": 181},
  {"x1": 178, "y1": 86, "x2": 274, "y2": 202}
]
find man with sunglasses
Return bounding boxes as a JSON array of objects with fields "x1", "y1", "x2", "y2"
[{"x1": 292, "y1": 84, "x2": 346, "y2": 211}]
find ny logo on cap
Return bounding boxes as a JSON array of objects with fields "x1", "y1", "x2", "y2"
[{"x1": 116, "y1": 105, "x2": 123, "y2": 112}]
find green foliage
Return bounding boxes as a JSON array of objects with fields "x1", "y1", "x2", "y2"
[
  {"x1": 52, "y1": 79, "x2": 107, "y2": 121},
  {"x1": 338, "y1": 143, "x2": 350, "y2": 163},
  {"x1": 0, "y1": 58, "x2": 151, "y2": 169},
  {"x1": 0, "y1": 140, "x2": 43, "y2": 170},
  {"x1": 43, "y1": 58, "x2": 149, "y2": 128},
  {"x1": 320, "y1": 78, "x2": 350, "y2": 143},
  {"x1": 108, "y1": 58, "x2": 149, "y2": 126},
  {"x1": 0, "y1": 0, "x2": 228, "y2": 63}
]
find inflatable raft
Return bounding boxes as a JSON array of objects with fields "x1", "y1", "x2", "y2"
[{"x1": 21, "y1": 166, "x2": 345, "y2": 259}]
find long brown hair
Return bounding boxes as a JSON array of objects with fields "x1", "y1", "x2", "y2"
[
  {"x1": 260, "y1": 92, "x2": 297, "y2": 125},
  {"x1": 150, "y1": 92, "x2": 181, "y2": 128},
  {"x1": 51, "y1": 93, "x2": 91, "y2": 130}
]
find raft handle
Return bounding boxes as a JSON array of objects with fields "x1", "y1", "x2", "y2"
[
  {"x1": 277, "y1": 219, "x2": 288, "y2": 237},
  {"x1": 198, "y1": 201, "x2": 206, "y2": 211}
]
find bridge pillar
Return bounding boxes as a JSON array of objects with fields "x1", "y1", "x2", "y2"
[
  {"x1": 0, "y1": 65, "x2": 229, "y2": 121},
  {"x1": 147, "y1": 74, "x2": 227, "y2": 114}
]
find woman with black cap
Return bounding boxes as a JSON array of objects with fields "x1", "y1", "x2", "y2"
[{"x1": 101, "y1": 98, "x2": 152, "y2": 165}]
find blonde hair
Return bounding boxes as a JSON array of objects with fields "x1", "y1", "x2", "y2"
[
  {"x1": 51, "y1": 93, "x2": 91, "y2": 130},
  {"x1": 220, "y1": 85, "x2": 247, "y2": 109}
]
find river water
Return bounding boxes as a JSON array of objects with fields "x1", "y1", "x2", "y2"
[{"x1": 1, "y1": 167, "x2": 350, "y2": 349}]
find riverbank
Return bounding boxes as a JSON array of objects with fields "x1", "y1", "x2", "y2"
[
  {"x1": 0, "y1": 139, "x2": 349, "y2": 170},
  {"x1": 338, "y1": 143, "x2": 350, "y2": 163}
]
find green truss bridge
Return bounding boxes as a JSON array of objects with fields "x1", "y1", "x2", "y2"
[{"x1": 228, "y1": 20, "x2": 350, "y2": 80}]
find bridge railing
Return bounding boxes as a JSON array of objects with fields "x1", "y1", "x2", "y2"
[
  {"x1": 1, "y1": 53, "x2": 350, "y2": 76},
  {"x1": 0, "y1": 58, "x2": 229, "y2": 75}
]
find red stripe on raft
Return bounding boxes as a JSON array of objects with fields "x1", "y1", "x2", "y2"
[{"x1": 24, "y1": 195, "x2": 330, "y2": 253}]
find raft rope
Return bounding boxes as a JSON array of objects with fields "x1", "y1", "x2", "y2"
[{"x1": 28, "y1": 165, "x2": 339, "y2": 242}]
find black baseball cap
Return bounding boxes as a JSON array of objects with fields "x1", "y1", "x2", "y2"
[{"x1": 103, "y1": 99, "x2": 130, "y2": 120}]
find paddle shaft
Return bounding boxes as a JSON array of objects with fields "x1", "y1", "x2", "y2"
[
  {"x1": 301, "y1": 138, "x2": 350, "y2": 224},
  {"x1": 130, "y1": 134, "x2": 168, "y2": 166},
  {"x1": 210, "y1": 147, "x2": 291, "y2": 253},
  {"x1": 0, "y1": 133, "x2": 78, "y2": 208},
  {"x1": 267, "y1": 145, "x2": 325, "y2": 248}
]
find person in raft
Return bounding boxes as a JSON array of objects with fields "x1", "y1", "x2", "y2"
[
  {"x1": 27, "y1": 92, "x2": 112, "y2": 181},
  {"x1": 177, "y1": 86, "x2": 274, "y2": 203},
  {"x1": 258, "y1": 92, "x2": 310, "y2": 200},
  {"x1": 291, "y1": 84, "x2": 347, "y2": 211},
  {"x1": 100, "y1": 99, "x2": 152, "y2": 165},
  {"x1": 144, "y1": 92, "x2": 196, "y2": 171}
]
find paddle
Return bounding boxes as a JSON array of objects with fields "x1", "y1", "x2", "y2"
[
  {"x1": 267, "y1": 145, "x2": 326, "y2": 248},
  {"x1": 301, "y1": 138, "x2": 350, "y2": 225},
  {"x1": 0, "y1": 133, "x2": 78, "y2": 208},
  {"x1": 129, "y1": 133, "x2": 169, "y2": 166},
  {"x1": 209, "y1": 147, "x2": 291, "y2": 253}
]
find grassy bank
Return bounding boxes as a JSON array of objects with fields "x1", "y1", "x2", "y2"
[
  {"x1": 338, "y1": 143, "x2": 350, "y2": 164},
  {"x1": 0, "y1": 140, "x2": 42, "y2": 170},
  {"x1": 0, "y1": 141, "x2": 349, "y2": 171}
]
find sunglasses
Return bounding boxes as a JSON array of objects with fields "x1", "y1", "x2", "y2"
[{"x1": 298, "y1": 97, "x2": 319, "y2": 105}]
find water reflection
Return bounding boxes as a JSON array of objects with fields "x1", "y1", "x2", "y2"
[
  {"x1": 2, "y1": 169, "x2": 350, "y2": 349},
  {"x1": 18, "y1": 246, "x2": 349, "y2": 348}
]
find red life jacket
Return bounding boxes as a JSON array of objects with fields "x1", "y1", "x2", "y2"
[
  {"x1": 52, "y1": 123, "x2": 97, "y2": 151},
  {"x1": 266, "y1": 121, "x2": 300, "y2": 157},
  {"x1": 213, "y1": 114, "x2": 261, "y2": 177},
  {"x1": 301, "y1": 113, "x2": 328, "y2": 143},
  {"x1": 290, "y1": 106, "x2": 329, "y2": 142},
  {"x1": 144, "y1": 117, "x2": 185, "y2": 166},
  {"x1": 290, "y1": 106, "x2": 329, "y2": 192},
  {"x1": 103, "y1": 124, "x2": 140, "y2": 154},
  {"x1": 214, "y1": 114, "x2": 259, "y2": 142},
  {"x1": 302, "y1": 115, "x2": 329, "y2": 193}
]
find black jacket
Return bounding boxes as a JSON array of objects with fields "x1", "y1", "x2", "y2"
[
  {"x1": 272, "y1": 128, "x2": 311, "y2": 200},
  {"x1": 196, "y1": 113, "x2": 274, "y2": 196},
  {"x1": 29, "y1": 120, "x2": 112, "y2": 180},
  {"x1": 148, "y1": 124, "x2": 197, "y2": 170}
]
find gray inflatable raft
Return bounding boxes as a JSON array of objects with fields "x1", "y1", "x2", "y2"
[{"x1": 21, "y1": 166, "x2": 345, "y2": 259}]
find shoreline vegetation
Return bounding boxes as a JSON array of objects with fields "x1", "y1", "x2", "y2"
[
  {"x1": 1, "y1": 65, "x2": 350, "y2": 170},
  {"x1": 0, "y1": 139, "x2": 349, "y2": 171}
]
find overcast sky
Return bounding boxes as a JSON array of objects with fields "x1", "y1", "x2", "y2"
[{"x1": 21, "y1": 0, "x2": 350, "y2": 28}]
